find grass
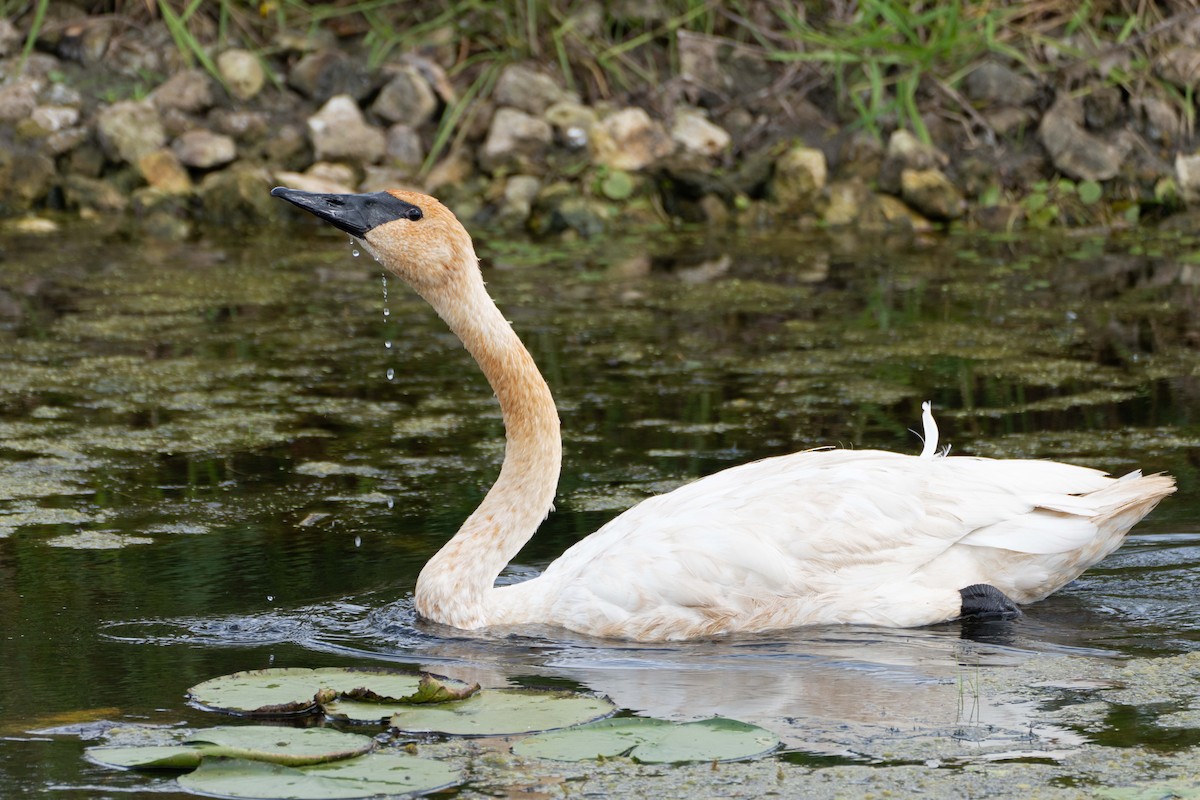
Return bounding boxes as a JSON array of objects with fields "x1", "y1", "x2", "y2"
[{"x1": 4, "y1": 1, "x2": 1198, "y2": 163}]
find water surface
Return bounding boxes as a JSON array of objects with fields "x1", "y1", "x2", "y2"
[{"x1": 0, "y1": 221, "x2": 1198, "y2": 795}]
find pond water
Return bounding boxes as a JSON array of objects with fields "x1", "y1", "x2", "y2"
[{"x1": 1, "y1": 219, "x2": 1198, "y2": 797}]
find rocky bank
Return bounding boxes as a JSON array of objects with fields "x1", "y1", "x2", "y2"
[{"x1": 4, "y1": 6, "x2": 1200, "y2": 239}]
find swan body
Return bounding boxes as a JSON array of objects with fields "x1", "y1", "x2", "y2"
[{"x1": 272, "y1": 186, "x2": 1176, "y2": 642}]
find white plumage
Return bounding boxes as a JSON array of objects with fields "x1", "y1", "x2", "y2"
[{"x1": 272, "y1": 186, "x2": 1177, "y2": 643}]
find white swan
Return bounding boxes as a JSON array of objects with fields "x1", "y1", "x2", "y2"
[{"x1": 272, "y1": 187, "x2": 1176, "y2": 642}]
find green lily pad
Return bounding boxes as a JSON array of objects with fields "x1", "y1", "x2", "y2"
[
  {"x1": 177, "y1": 753, "x2": 461, "y2": 800},
  {"x1": 389, "y1": 689, "x2": 615, "y2": 736},
  {"x1": 512, "y1": 717, "x2": 781, "y2": 763},
  {"x1": 86, "y1": 726, "x2": 375, "y2": 770},
  {"x1": 189, "y1": 668, "x2": 477, "y2": 717}
]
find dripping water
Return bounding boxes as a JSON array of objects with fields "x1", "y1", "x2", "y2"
[{"x1": 382, "y1": 273, "x2": 395, "y2": 381}]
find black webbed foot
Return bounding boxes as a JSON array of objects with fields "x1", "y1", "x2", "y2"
[{"x1": 959, "y1": 583, "x2": 1022, "y2": 620}]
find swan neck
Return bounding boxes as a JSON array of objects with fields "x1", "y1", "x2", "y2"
[{"x1": 414, "y1": 273, "x2": 561, "y2": 629}]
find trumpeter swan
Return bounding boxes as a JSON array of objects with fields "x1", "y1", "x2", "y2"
[{"x1": 272, "y1": 187, "x2": 1175, "y2": 642}]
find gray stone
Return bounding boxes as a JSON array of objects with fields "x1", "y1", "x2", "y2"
[
  {"x1": 96, "y1": 99, "x2": 167, "y2": 165},
  {"x1": 480, "y1": 107, "x2": 552, "y2": 173},
  {"x1": 822, "y1": 179, "x2": 872, "y2": 226},
  {"x1": 0, "y1": 17, "x2": 19, "y2": 57},
  {"x1": 671, "y1": 109, "x2": 730, "y2": 158},
  {"x1": 150, "y1": 69, "x2": 214, "y2": 113},
  {"x1": 772, "y1": 145, "x2": 827, "y2": 209},
  {"x1": 1156, "y1": 47, "x2": 1200, "y2": 91},
  {"x1": 1133, "y1": 96, "x2": 1181, "y2": 145},
  {"x1": 878, "y1": 129, "x2": 946, "y2": 194},
  {"x1": 385, "y1": 124, "x2": 424, "y2": 170},
  {"x1": 590, "y1": 107, "x2": 674, "y2": 171},
  {"x1": 1084, "y1": 85, "x2": 1124, "y2": 130},
  {"x1": 210, "y1": 109, "x2": 270, "y2": 142},
  {"x1": 198, "y1": 164, "x2": 279, "y2": 227},
  {"x1": 42, "y1": 82, "x2": 82, "y2": 108},
  {"x1": 372, "y1": 66, "x2": 438, "y2": 126},
  {"x1": 288, "y1": 49, "x2": 373, "y2": 103},
  {"x1": 272, "y1": 167, "x2": 356, "y2": 196},
  {"x1": 61, "y1": 174, "x2": 128, "y2": 215},
  {"x1": 0, "y1": 80, "x2": 37, "y2": 122},
  {"x1": 899, "y1": 168, "x2": 965, "y2": 220},
  {"x1": 0, "y1": 133, "x2": 55, "y2": 212},
  {"x1": 172, "y1": 129, "x2": 237, "y2": 169},
  {"x1": 30, "y1": 105, "x2": 79, "y2": 133},
  {"x1": 963, "y1": 61, "x2": 1037, "y2": 106},
  {"x1": 1038, "y1": 95, "x2": 1126, "y2": 181},
  {"x1": 1175, "y1": 153, "x2": 1200, "y2": 203},
  {"x1": 45, "y1": 127, "x2": 88, "y2": 156},
  {"x1": 544, "y1": 101, "x2": 596, "y2": 149},
  {"x1": 307, "y1": 95, "x2": 385, "y2": 164},
  {"x1": 136, "y1": 149, "x2": 192, "y2": 193},
  {"x1": 217, "y1": 48, "x2": 265, "y2": 100},
  {"x1": 494, "y1": 174, "x2": 542, "y2": 226},
  {"x1": 531, "y1": 182, "x2": 609, "y2": 236},
  {"x1": 493, "y1": 63, "x2": 573, "y2": 115}
]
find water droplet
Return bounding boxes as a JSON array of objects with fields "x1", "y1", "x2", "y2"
[
  {"x1": 354, "y1": 535, "x2": 362, "y2": 548},
  {"x1": 384, "y1": 340, "x2": 392, "y2": 349},
  {"x1": 266, "y1": 595, "x2": 274, "y2": 602},
  {"x1": 386, "y1": 367, "x2": 395, "y2": 381},
  {"x1": 383, "y1": 308, "x2": 390, "y2": 317},
  {"x1": 387, "y1": 498, "x2": 394, "y2": 509},
  {"x1": 351, "y1": 249, "x2": 360, "y2": 258}
]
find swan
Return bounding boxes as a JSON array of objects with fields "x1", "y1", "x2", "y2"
[{"x1": 271, "y1": 186, "x2": 1176, "y2": 642}]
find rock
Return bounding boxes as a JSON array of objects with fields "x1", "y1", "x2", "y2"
[
  {"x1": 899, "y1": 168, "x2": 965, "y2": 220},
  {"x1": 150, "y1": 69, "x2": 214, "y2": 113},
  {"x1": 1038, "y1": 95, "x2": 1127, "y2": 181},
  {"x1": 53, "y1": 18, "x2": 113, "y2": 66},
  {"x1": 359, "y1": 166, "x2": 411, "y2": 193},
  {"x1": 878, "y1": 129, "x2": 946, "y2": 194},
  {"x1": 1084, "y1": 85, "x2": 1124, "y2": 130},
  {"x1": 42, "y1": 82, "x2": 83, "y2": 108},
  {"x1": 307, "y1": 95, "x2": 385, "y2": 164},
  {"x1": 671, "y1": 109, "x2": 731, "y2": 158},
  {"x1": 0, "y1": 17, "x2": 19, "y2": 57},
  {"x1": 45, "y1": 127, "x2": 88, "y2": 156},
  {"x1": 872, "y1": 193, "x2": 933, "y2": 232},
  {"x1": 371, "y1": 66, "x2": 438, "y2": 126},
  {"x1": 493, "y1": 63, "x2": 573, "y2": 115},
  {"x1": 263, "y1": 123, "x2": 309, "y2": 170},
  {"x1": 217, "y1": 48, "x2": 265, "y2": 100},
  {"x1": 771, "y1": 145, "x2": 827, "y2": 209},
  {"x1": 1133, "y1": 96, "x2": 1181, "y2": 145},
  {"x1": 288, "y1": 49, "x2": 373, "y2": 103},
  {"x1": 424, "y1": 151, "x2": 474, "y2": 193},
  {"x1": 985, "y1": 107, "x2": 1038, "y2": 137},
  {"x1": 530, "y1": 182, "x2": 608, "y2": 236},
  {"x1": 1175, "y1": 153, "x2": 1200, "y2": 203},
  {"x1": 822, "y1": 179, "x2": 872, "y2": 226},
  {"x1": 61, "y1": 174, "x2": 128, "y2": 215},
  {"x1": 494, "y1": 174, "x2": 542, "y2": 226},
  {"x1": 96, "y1": 99, "x2": 167, "y2": 165},
  {"x1": 963, "y1": 61, "x2": 1037, "y2": 106},
  {"x1": 1156, "y1": 47, "x2": 1200, "y2": 91},
  {"x1": 385, "y1": 124, "x2": 424, "y2": 170},
  {"x1": 544, "y1": 101, "x2": 597, "y2": 149},
  {"x1": 172, "y1": 129, "x2": 237, "y2": 169},
  {"x1": 678, "y1": 30, "x2": 731, "y2": 105},
  {"x1": 480, "y1": 107, "x2": 552, "y2": 173},
  {"x1": 0, "y1": 80, "x2": 37, "y2": 122},
  {"x1": 210, "y1": 109, "x2": 270, "y2": 142},
  {"x1": 590, "y1": 107, "x2": 674, "y2": 171},
  {"x1": 198, "y1": 164, "x2": 279, "y2": 226},
  {"x1": 0, "y1": 134, "x2": 55, "y2": 212},
  {"x1": 273, "y1": 168, "x2": 355, "y2": 196},
  {"x1": 137, "y1": 149, "x2": 192, "y2": 193},
  {"x1": 30, "y1": 105, "x2": 79, "y2": 133}
]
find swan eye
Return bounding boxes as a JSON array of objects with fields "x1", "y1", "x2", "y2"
[{"x1": 405, "y1": 206, "x2": 424, "y2": 222}]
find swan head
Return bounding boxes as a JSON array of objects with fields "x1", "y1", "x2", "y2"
[{"x1": 271, "y1": 187, "x2": 477, "y2": 296}]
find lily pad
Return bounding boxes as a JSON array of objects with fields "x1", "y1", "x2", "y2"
[
  {"x1": 389, "y1": 689, "x2": 614, "y2": 736},
  {"x1": 189, "y1": 667, "x2": 477, "y2": 717},
  {"x1": 512, "y1": 717, "x2": 781, "y2": 763},
  {"x1": 177, "y1": 753, "x2": 461, "y2": 800},
  {"x1": 326, "y1": 675, "x2": 481, "y2": 724},
  {"x1": 86, "y1": 726, "x2": 375, "y2": 770}
]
